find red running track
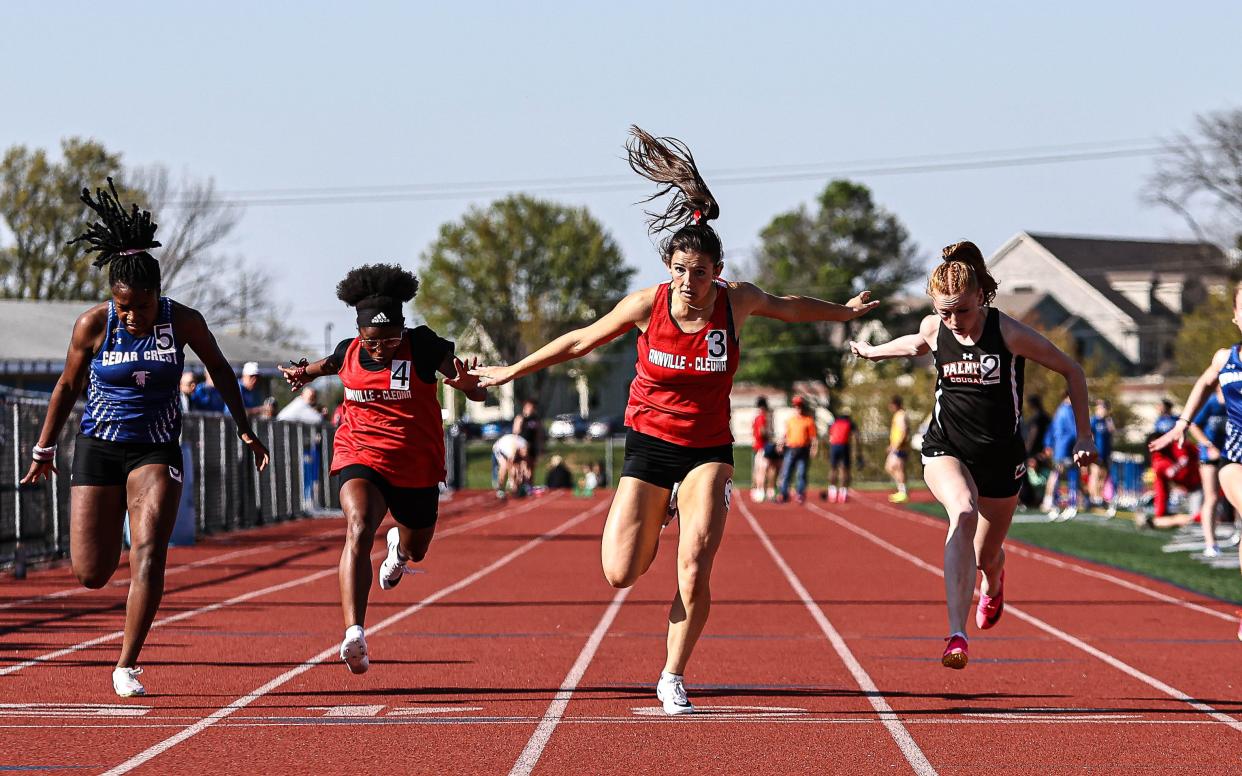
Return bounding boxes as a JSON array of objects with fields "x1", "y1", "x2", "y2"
[{"x1": 1, "y1": 488, "x2": 1240, "y2": 775}]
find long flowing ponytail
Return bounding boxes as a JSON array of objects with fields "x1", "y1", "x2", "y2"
[{"x1": 626, "y1": 126, "x2": 723, "y2": 265}]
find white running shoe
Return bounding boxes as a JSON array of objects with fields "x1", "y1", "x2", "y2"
[
  {"x1": 664, "y1": 483, "x2": 681, "y2": 527},
  {"x1": 1202, "y1": 545, "x2": 1222, "y2": 559},
  {"x1": 656, "y1": 672, "x2": 694, "y2": 715},
  {"x1": 112, "y1": 666, "x2": 145, "y2": 697},
  {"x1": 341, "y1": 625, "x2": 369, "y2": 674},
  {"x1": 1046, "y1": 507, "x2": 1061, "y2": 521},
  {"x1": 378, "y1": 526, "x2": 411, "y2": 591},
  {"x1": 1058, "y1": 506, "x2": 1078, "y2": 521}
]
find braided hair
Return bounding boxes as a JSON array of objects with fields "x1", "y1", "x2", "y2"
[
  {"x1": 626, "y1": 126, "x2": 723, "y2": 265},
  {"x1": 67, "y1": 177, "x2": 162, "y2": 292},
  {"x1": 927, "y1": 241, "x2": 998, "y2": 306}
]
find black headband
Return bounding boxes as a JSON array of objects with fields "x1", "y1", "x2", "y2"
[{"x1": 355, "y1": 301, "x2": 404, "y2": 329}]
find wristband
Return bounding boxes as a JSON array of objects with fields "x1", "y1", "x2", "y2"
[
  {"x1": 1174, "y1": 417, "x2": 1190, "y2": 426},
  {"x1": 32, "y1": 443, "x2": 57, "y2": 462}
]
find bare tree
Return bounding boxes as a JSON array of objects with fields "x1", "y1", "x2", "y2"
[{"x1": 1146, "y1": 108, "x2": 1242, "y2": 252}]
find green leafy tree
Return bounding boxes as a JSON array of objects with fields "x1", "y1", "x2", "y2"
[
  {"x1": 739, "y1": 179, "x2": 923, "y2": 402},
  {"x1": 418, "y1": 195, "x2": 635, "y2": 401},
  {"x1": 1173, "y1": 287, "x2": 1236, "y2": 376},
  {"x1": 0, "y1": 139, "x2": 124, "y2": 299}
]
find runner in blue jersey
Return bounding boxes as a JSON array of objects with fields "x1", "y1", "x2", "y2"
[
  {"x1": 1150, "y1": 283, "x2": 1242, "y2": 640},
  {"x1": 20, "y1": 180, "x2": 270, "y2": 697},
  {"x1": 1088, "y1": 399, "x2": 1115, "y2": 515},
  {"x1": 1189, "y1": 389, "x2": 1229, "y2": 557}
]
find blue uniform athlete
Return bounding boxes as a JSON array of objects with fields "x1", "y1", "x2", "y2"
[{"x1": 21, "y1": 180, "x2": 270, "y2": 697}]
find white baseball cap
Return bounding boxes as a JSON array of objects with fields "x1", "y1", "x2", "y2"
[{"x1": 242, "y1": 362, "x2": 261, "y2": 376}]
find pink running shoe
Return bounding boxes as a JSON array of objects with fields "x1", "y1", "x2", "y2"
[
  {"x1": 976, "y1": 570, "x2": 1005, "y2": 630},
  {"x1": 941, "y1": 634, "x2": 969, "y2": 669}
]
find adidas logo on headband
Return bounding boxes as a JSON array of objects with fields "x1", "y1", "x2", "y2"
[{"x1": 371, "y1": 312, "x2": 390, "y2": 324}]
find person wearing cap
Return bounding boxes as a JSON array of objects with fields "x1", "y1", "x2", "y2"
[
  {"x1": 239, "y1": 361, "x2": 272, "y2": 418},
  {"x1": 777, "y1": 396, "x2": 819, "y2": 504}
]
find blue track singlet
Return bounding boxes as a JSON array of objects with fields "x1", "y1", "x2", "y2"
[
  {"x1": 1216, "y1": 344, "x2": 1242, "y2": 464},
  {"x1": 80, "y1": 297, "x2": 185, "y2": 443}
]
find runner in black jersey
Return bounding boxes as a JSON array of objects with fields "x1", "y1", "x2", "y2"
[{"x1": 851, "y1": 241, "x2": 1096, "y2": 669}]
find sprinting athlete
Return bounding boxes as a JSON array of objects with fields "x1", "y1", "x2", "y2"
[
  {"x1": 474, "y1": 126, "x2": 878, "y2": 714},
  {"x1": 851, "y1": 240, "x2": 1096, "y2": 669},
  {"x1": 1149, "y1": 283, "x2": 1242, "y2": 639},
  {"x1": 280, "y1": 264, "x2": 484, "y2": 674},
  {"x1": 21, "y1": 180, "x2": 270, "y2": 697}
]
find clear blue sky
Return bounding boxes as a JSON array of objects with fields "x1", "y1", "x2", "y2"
[{"x1": 5, "y1": 2, "x2": 1239, "y2": 350}]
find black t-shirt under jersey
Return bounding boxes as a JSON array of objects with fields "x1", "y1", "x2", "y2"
[
  {"x1": 922, "y1": 307, "x2": 1025, "y2": 460},
  {"x1": 325, "y1": 326, "x2": 453, "y2": 384}
]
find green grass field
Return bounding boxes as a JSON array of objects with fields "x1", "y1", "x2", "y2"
[{"x1": 904, "y1": 500, "x2": 1242, "y2": 605}]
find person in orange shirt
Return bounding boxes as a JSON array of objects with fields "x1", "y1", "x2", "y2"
[{"x1": 777, "y1": 396, "x2": 819, "y2": 504}]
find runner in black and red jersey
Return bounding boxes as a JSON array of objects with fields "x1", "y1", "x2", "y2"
[
  {"x1": 280, "y1": 264, "x2": 484, "y2": 675},
  {"x1": 473, "y1": 126, "x2": 878, "y2": 714}
]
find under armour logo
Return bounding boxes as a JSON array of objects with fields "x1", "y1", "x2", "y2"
[
  {"x1": 371, "y1": 312, "x2": 390, "y2": 324},
  {"x1": 133, "y1": 371, "x2": 151, "y2": 387},
  {"x1": 963, "y1": 353, "x2": 974, "y2": 360}
]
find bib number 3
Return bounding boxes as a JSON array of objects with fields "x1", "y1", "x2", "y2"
[{"x1": 705, "y1": 329, "x2": 728, "y2": 361}]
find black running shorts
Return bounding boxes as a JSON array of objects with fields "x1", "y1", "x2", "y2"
[
  {"x1": 334, "y1": 464, "x2": 440, "y2": 529},
  {"x1": 621, "y1": 428, "x2": 734, "y2": 490},
  {"x1": 71, "y1": 433, "x2": 184, "y2": 487},
  {"x1": 921, "y1": 436, "x2": 1026, "y2": 499}
]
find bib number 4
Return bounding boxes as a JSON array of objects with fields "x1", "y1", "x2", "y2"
[{"x1": 390, "y1": 359, "x2": 411, "y2": 390}]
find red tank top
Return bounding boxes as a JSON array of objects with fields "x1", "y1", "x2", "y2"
[
  {"x1": 625, "y1": 282, "x2": 739, "y2": 447},
  {"x1": 331, "y1": 335, "x2": 445, "y2": 488}
]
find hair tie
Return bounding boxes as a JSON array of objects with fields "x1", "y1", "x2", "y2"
[{"x1": 692, "y1": 210, "x2": 702, "y2": 224}]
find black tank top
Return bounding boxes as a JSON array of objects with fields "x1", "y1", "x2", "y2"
[{"x1": 923, "y1": 307, "x2": 1024, "y2": 458}]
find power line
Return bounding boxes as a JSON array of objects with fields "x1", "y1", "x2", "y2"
[{"x1": 168, "y1": 139, "x2": 1188, "y2": 209}]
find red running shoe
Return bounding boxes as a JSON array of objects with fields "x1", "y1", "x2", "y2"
[
  {"x1": 941, "y1": 634, "x2": 969, "y2": 670},
  {"x1": 976, "y1": 570, "x2": 1005, "y2": 630}
]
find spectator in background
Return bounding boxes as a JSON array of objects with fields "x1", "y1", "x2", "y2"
[
  {"x1": 1088, "y1": 399, "x2": 1115, "y2": 515},
  {"x1": 1189, "y1": 387, "x2": 1229, "y2": 557},
  {"x1": 191, "y1": 370, "x2": 225, "y2": 412},
  {"x1": 277, "y1": 386, "x2": 327, "y2": 424},
  {"x1": 1020, "y1": 395, "x2": 1052, "y2": 508},
  {"x1": 886, "y1": 396, "x2": 910, "y2": 504},
  {"x1": 750, "y1": 396, "x2": 775, "y2": 502},
  {"x1": 513, "y1": 399, "x2": 544, "y2": 474},
  {"x1": 179, "y1": 371, "x2": 198, "y2": 413},
  {"x1": 777, "y1": 396, "x2": 818, "y2": 504},
  {"x1": 545, "y1": 455, "x2": 573, "y2": 489},
  {"x1": 1154, "y1": 398, "x2": 1178, "y2": 435},
  {"x1": 1149, "y1": 429, "x2": 1201, "y2": 523},
  {"x1": 240, "y1": 362, "x2": 273, "y2": 418},
  {"x1": 492, "y1": 432, "x2": 530, "y2": 499},
  {"x1": 826, "y1": 408, "x2": 855, "y2": 504},
  {"x1": 1042, "y1": 392, "x2": 1079, "y2": 520}
]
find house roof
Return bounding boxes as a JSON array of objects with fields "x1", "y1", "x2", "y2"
[
  {"x1": 1023, "y1": 233, "x2": 1229, "y2": 325},
  {"x1": 0, "y1": 299, "x2": 294, "y2": 375}
]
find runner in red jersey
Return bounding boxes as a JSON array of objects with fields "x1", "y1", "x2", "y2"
[
  {"x1": 474, "y1": 126, "x2": 878, "y2": 714},
  {"x1": 281, "y1": 264, "x2": 484, "y2": 675}
]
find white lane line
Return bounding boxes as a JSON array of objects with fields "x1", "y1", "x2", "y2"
[
  {"x1": 860, "y1": 497, "x2": 1235, "y2": 623},
  {"x1": 805, "y1": 502, "x2": 1242, "y2": 735},
  {"x1": 509, "y1": 585, "x2": 630, "y2": 776},
  {"x1": 0, "y1": 493, "x2": 559, "y2": 677},
  {"x1": 0, "y1": 491, "x2": 493, "y2": 614},
  {"x1": 739, "y1": 499, "x2": 938, "y2": 776},
  {"x1": 98, "y1": 500, "x2": 607, "y2": 776}
]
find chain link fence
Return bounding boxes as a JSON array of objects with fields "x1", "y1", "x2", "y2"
[{"x1": 1, "y1": 394, "x2": 344, "y2": 570}]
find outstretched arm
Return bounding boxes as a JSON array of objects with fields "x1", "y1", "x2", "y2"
[
  {"x1": 179, "y1": 305, "x2": 270, "y2": 471},
  {"x1": 850, "y1": 314, "x2": 936, "y2": 362},
  {"x1": 731, "y1": 281, "x2": 879, "y2": 325},
  {"x1": 1150, "y1": 348, "x2": 1230, "y2": 453},
  {"x1": 20, "y1": 308, "x2": 104, "y2": 484},
  {"x1": 472, "y1": 288, "x2": 654, "y2": 388},
  {"x1": 279, "y1": 354, "x2": 339, "y2": 391},
  {"x1": 439, "y1": 354, "x2": 486, "y2": 401},
  {"x1": 1002, "y1": 314, "x2": 1096, "y2": 467}
]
